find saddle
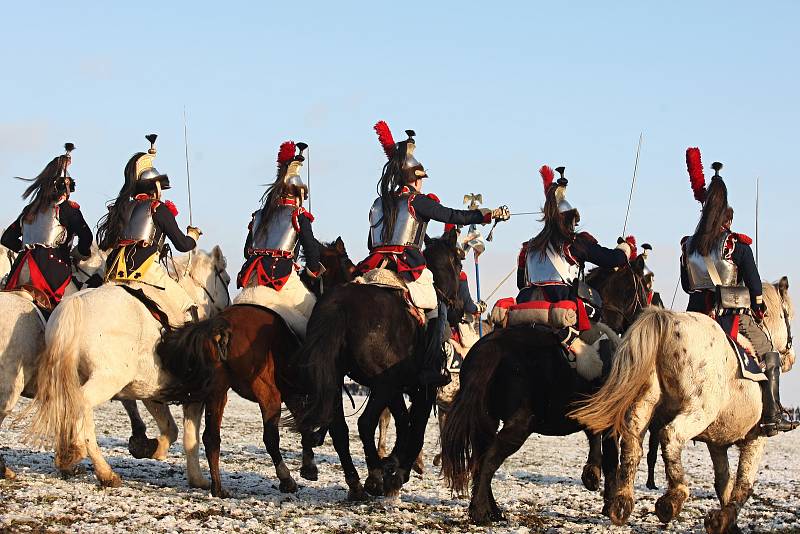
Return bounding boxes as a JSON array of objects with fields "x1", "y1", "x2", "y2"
[
  {"x1": 119, "y1": 285, "x2": 172, "y2": 331},
  {"x1": 353, "y1": 268, "x2": 426, "y2": 326},
  {"x1": 726, "y1": 335, "x2": 767, "y2": 382},
  {"x1": 3, "y1": 285, "x2": 52, "y2": 322}
]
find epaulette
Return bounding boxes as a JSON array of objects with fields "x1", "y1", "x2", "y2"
[
  {"x1": 67, "y1": 200, "x2": 80, "y2": 209},
  {"x1": 163, "y1": 200, "x2": 179, "y2": 217},
  {"x1": 425, "y1": 193, "x2": 441, "y2": 203},
  {"x1": 291, "y1": 207, "x2": 315, "y2": 231},
  {"x1": 576, "y1": 231, "x2": 597, "y2": 245},
  {"x1": 731, "y1": 232, "x2": 753, "y2": 245},
  {"x1": 459, "y1": 271, "x2": 468, "y2": 282}
]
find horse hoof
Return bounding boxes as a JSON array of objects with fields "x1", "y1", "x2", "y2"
[
  {"x1": 211, "y1": 486, "x2": 231, "y2": 498},
  {"x1": 581, "y1": 464, "x2": 602, "y2": 492},
  {"x1": 364, "y1": 473, "x2": 384, "y2": 497},
  {"x1": 468, "y1": 504, "x2": 494, "y2": 526},
  {"x1": 100, "y1": 473, "x2": 122, "y2": 488},
  {"x1": 2, "y1": 466, "x2": 16, "y2": 480},
  {"x1": 128, "y1": 436, "x2": 159, "y2": 460},
  {"x1": 347, "y1": 485, "x2": 368, "y2": 502},
  {"x1": 704, "y1": 505, "x2": 737, "y2": 534},
  {"x1": 59, "y1": 464, "x2": 86, "y2": 478},
  {"x1": 412, "y1": 459, "x2": 424, "y2": 475},
  {"x1": 655, "y1": 493, "x2": 682, "y2": 524},
  {"x1": 433, "y1": 454, "x2": 441, "y2": 467},
  {"x1": 384, "y1": 472, "x2": 404, "y2": 498},
  {"x1": 300, "y1": 464, "x2": 319, "y2": 481},
  {"x1": 189, "y1": 477, "x2": 211, "y2": 490},
  {"x1": 608, "y1": 494, "x2": 634, "y2": 526},
  {"x1": 279, "y1": 477, "x2": 298, "y2": 494},
  {"x1": 489, "y1": 506, "x2": 507, "y2": 522},
  {"x1": 646, "y1": 479, "x2": 658, "y2": 490}
]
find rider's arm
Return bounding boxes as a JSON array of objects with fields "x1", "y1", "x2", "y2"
[
  {"x1": 575, "y1": 232, "x2": 628, "y2": 268},
  {"x1": 61, "y1": 202, "x2": 93, "y2": 257},
  {"x1": 1, "y1": 219, "x2": 22, "y2": 251},
  {"x1": 459, "y1": 275, "x2": 478, "y2": 314},
  {"x1": 732, "y1": 241, "x2": 763, "y2": 306},
  {"x1": 154, "y1": 203, "x2": 196, "y2": 252},
  {"x1": 296, "y1": 212, "x2": 321, "y2": 274},
  {"x1": 410, "y1": 194, "x2": 491, "y2": 225},
  {"x1": 243, "y1": 219, "x2": 253, "y2": 259},
  {"x1": 517, "y1": 241, "x2": 528, "y2": 290}
]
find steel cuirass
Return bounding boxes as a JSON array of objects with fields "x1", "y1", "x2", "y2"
[
  {"x1": 369, "y1": 194, "x2": 427, "y2": 249},
  {"x1": 121, "y1": 200, "x2": 158, "y2": 246},
  {"x1": 525, "y1": 245, "x2": 580, "y2": 286},
  {"x1": 251, "y1": 206, "x2": 299, "y2": 254},
  {"x1": 21, "y1": 204, "x2": 67, "y2": 249},
  {"x1": 684, "y1": 233, "x2": 739, "y2": 290}
]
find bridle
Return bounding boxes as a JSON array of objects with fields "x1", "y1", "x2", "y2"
[
  {"x1": 600, "y1": 264, "x2": 647, "y2": 331},
  {"x1": 188, "y1": 266, "x2": 230, "y2": 314}
]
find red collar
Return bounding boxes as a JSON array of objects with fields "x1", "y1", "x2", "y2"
[
  {"x1": 279, "y1": 197, "x2": 300, "y2": 207},
  {"x1": 134, "y1": 193, "x2": 153, "y2": 201}
]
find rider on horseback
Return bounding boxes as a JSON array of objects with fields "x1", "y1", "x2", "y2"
[
  {"x1": 97, "y1": 134, "x2": 201, "y2": 325},
  {"x1": 2, "y1": 143, "x2": 93, "y2": 309},
  {"x1": 681, "y1": 149, "x2": 792, "y2": 436},
  {"x1": 236, "y1": 141, "x2": 320, "y2": 315},
  {"x1": 515, "y1": 165, "x2": 632, "y2": 343},
  {"x1": 358, "y1": 121, "x2": 509, "y2": 386}
]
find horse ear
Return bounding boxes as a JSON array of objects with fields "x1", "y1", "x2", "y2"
[
  {"x1": 631, "y1": 254, "x2": 646, "y2": 275},
  {"x1": 334, "y1": 236, "x2": 346, "y2": 254},
  {"x1": 211, "y1": 245, "x2": 225, "y2": 268},
  {"x1": 776, "y1": 276, "x2": 789, "y2": 295}
]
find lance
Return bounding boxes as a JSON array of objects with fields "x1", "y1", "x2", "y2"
[
  {"x1": 484, "y1": 266, "x2": 516, "y2": 303},
  {"x1": 464, "y1": 193, "x2": 484, "y2": 336},
  {"x1": 755, "y1": 177, "x2": 759, "y2": 267},
  {"x1": 307, "y1": 145, "x2": 312, "y2": 213},
  {"x1": 183, "y1": 107, "x2": 194, "y2": 276},
  {"x1": 622, "y1": 132, "x2": 643, "y2": 237}
]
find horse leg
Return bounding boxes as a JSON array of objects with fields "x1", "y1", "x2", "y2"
[
  {"x1": 707, "y1": 443, "x2": 733, "y2": 506},
  {"x1": 377, "y1": 408, "x2": 391, "y2": 459},
  {"x1": 468, "y1": 407, "x2": 531, "y2": 525},
  {"x1": 582, "y1": 430, "x2": 603, "y2": 491},
  {"x1": 645, "y1": 420, "x2": 662, "y2": 490},
  {"x1": 600, "y1": 433, "x2": 620, "y2": 516},
  {"x1": 202, "y1": 389, "x2": 228, "y2": 497},
  {"x1": 299, "y1": 430, "x2": 319, "y2": 481},
  {"x1": 121, "y1": 400, "x2": 159, "y2": 459},
  {"x1": 0, "y1": 367, "x2": 24, "y2": 480},
  {"x1": 77, "y1": 377, "x2": 127, "y2": 487},
  {"x1": 704, "y1": 438, "x2": 766, "y2": 534},
  {"x1": 358, "y1": 389, "x2": 393, "y2": 497},
  {"x1": 141, "y1": 400, "x2": 178, "y2": 460},
  {"x1": 608, "y1": 382, "x2": 659, "y2": 526},
  {"x1": 183, "y1": 402, "x2": 210, "y2": 490},
  {"x1": 259, "y1": 398, "x2": 298, "y2": 494},
  {"x1": 384, "y1": 387, "x2": 434, "y2": 498},
  {"x1": 79, "y1": 405, "x2": 120, "y2": 487},
  {"x1": 654, "y1": 408, "x2": 711, "y2": 524},
  {"x1": 433, "y1": 405, "x2": 447, "y2": 467},
  {"x1": 328, "y1": 399, "x2": 365, "y2": 501}
]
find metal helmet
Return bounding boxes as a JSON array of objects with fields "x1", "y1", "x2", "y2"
[
  {"x1": 641, "y1": 243, "x2": 654, "y2": 277},
  {"x1": 284, "y1": 142, "x2": 309, "y2": 200},
  {"x1": 133, "y1": 134, "x2": 170, "y2": 192},
  {"x1": 553, "y1": 166, "x2": 574, "y2": 213}
]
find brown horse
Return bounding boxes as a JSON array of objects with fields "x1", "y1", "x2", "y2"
[{"x1": 156, "y1": 238, "x2": 355, "y2": 497}]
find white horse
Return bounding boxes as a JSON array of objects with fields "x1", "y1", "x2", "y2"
[
  {"x1": 573, "y1": 279, "x2": 795, "y2": 534},
  {"x1": 25, "y1": 247, "x2": 230, "y2": 488},
  {"x1": 0, "y1": 244, "x2": 105, "y2": 479}
]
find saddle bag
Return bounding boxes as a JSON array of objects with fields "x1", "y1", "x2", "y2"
[
  {"x1": 574, "y1": 278, "x2": 603, "y2": 309},
  {"x1": 716, "y1": 285, "x2": 751, "y2": 311},
  {"x1": 507, "y1": 299, "x2": 577, "y2": 328}
]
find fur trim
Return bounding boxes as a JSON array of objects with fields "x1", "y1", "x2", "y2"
[
  {"x1": 163, "y1": 200, "x2": 178, "y2": 217},
  {"x1": 540, "y1": 165, "x2": 554, "y2": 195},
  {"x1": 426, "y1": 192, "x2": 441, "y2": 203},
  {"x1": 277, "y1": 141, "x2": 296, "y2": 166},
  {"x1": 374, "y1": 120, "x2": 396, "y2": 159},
  {"x1": 686, "y1": 147, "x2": 706, "y2": 203},
  {"x1": 67, "y1": 200, "x2": 80, "y2": 209}
]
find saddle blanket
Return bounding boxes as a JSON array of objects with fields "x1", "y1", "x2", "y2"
[
  {"x1": 234, "y1": 273, "x2": 315, "y2": 339},
  {"x1": 728, "y1": 336, "x2": 767, "y2": 382}
]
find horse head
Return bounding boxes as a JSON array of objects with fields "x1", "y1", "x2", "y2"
[
  {"x1": 72, "y1": 242, "x2": 107, "y2": 287},
  {"x1": 179, "y1": 246, "x2": 231, "y2": 318},
  {"x1": 586, "y1": 253, "x2": 651, "y2": 335},
  {"x1": 765, "y1": 276, "x2": 794, "y2": 372},
  {"x1": 318, "y1": 236, "x2": 356, "y2": 287},
  {"x1": 424, "y1": 228, "x2": 464, "y2": 320}
]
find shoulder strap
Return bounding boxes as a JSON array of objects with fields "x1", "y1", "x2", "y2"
[
  {"x1": 545, "y1": 245, "x2": 574, "y2": 282},
  {"x1": 702, "y1": 254, "x2": 723, "y2": 286}
]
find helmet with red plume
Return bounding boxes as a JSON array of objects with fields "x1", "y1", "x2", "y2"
[{"x1": 685, "y1": 147, "x2": 732, "y2": 256}]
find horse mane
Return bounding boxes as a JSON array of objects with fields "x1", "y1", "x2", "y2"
[
  {"x1": 584, "y1": 266, "x2": 614, "y2": 289},
  {"x1": 762, "y1": 282, "x2": 793, "y2": 354}
]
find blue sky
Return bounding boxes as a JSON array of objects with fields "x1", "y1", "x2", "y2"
[{"x1": 1, "y1": 1, "x2": 797, "y2": 401}]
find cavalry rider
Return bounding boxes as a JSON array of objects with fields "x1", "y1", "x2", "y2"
[
  {"x1": 516, "y1": 165, "x2": 632, "y2": 338},
  {"x1": 96, "y1": 134, "x2": 201, "y2": 325},
  {"x1": 235, "y1": 141, "x2": 319, "y2": 323},
  {"x1": 680, "y1": 149, "x2": 791, "y2": 435},
  {"x1": 444, "y1": 224, "x2": 486, "y2": 346},
  {"x1": 2, "y1": 143, "x2": 93, "y2": 309},
  {"x1": 358, "y1": 121, "x2": 509, "y2": 386}
]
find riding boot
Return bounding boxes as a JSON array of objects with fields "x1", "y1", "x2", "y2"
[
  {"x1": 418, "y1": 302, "x2": 451, "y2": 388},
  {"x1": 760, "y1": 351, "x2": 797, "y2": 436}
]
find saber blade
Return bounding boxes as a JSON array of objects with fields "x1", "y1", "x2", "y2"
[
  {"x1": 183, "y1": 107, "x2": 193, "y2": 227},
  {"x1": 622, "y1": 132, "x2": 643, "y2": 237}
]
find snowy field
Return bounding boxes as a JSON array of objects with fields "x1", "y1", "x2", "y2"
[{"x1": 1, "y1": 394, "x2": 798, "y2": 533}]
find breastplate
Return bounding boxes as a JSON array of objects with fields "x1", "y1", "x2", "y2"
[
  {"x1": 251, "y1": 206, "x2": 299, "y2": 254},
  {"x1": 121, "y1": 200, "x2": 158, "y2": 246},
  {"x1": 21, "y1": 204, "x2": 67, "y2": 249},
  {"x1": 684, "y1": 234, "x2": 739, "y2": 290},
  {"x1": 369, "y1": 194, "x2": 427, "y2": 249},
  {"x1": 525, "y1": 245, "x2": 580, "y2": 285}
]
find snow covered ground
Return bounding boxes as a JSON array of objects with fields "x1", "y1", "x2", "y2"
[{"x1": 1, "y1": 394, "x2": 798, "y2": 533}]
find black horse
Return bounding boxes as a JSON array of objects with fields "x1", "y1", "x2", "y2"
[
  {"x1": 441, "y1": 254, "x2": 649, "y2": 524},
  {"x1": 293, "y1": 230, "x2": 464, "y2": 499}
]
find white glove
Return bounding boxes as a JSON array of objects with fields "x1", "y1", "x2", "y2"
[
  {"x1": 187, "y1": 226, "x2": 202, "y2": 241},
  {"x1": 476, "y1": 300, "x2": 488, "y2": 314},
  {"x1": 492, "y1": 206, "x2": 511, "y2": 221}
]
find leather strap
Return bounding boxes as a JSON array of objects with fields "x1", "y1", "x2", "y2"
[
  {"x1": 702, "y1": 254, "x2": 723, "y2": 286},
  {"x1": 545, "y1": 245, "x2": 574, "y2": 283}
]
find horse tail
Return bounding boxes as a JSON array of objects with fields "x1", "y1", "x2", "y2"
[
  {"x1": 155, "y1": 314, "x2": 232, "y2": 396},
  {"x1": 25, "y1": 295, "x2": 86, "y2": 463},
  {"x1": 292, "y1": 302, "x2": 347, "y2": 434},
  {"x1": 441, "y1": 337, "x2": 504, "y2": 495},
  {"x1": 571, "y1": 307, "x2": 671, "y2": 438}
]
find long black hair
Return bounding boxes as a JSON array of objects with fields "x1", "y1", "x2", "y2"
[
  {"x1": 528, "y1": 186, "x2": 579, "y2": 255},
  {"x1": 16, "y1": 156, "x2": 67, "y2": 223},
  {"x1": 254, "y1": 166, "x2": 293, "y2": 243},
  {"x1": 688, "y1": 177, "x2": 731, "y2": 256},
  {"x1": 96, "y1": 153, "x2": 144, "y2": 250},
  {"x1": 376, "y1": 149, "x2": 407, "y2": 243}
]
